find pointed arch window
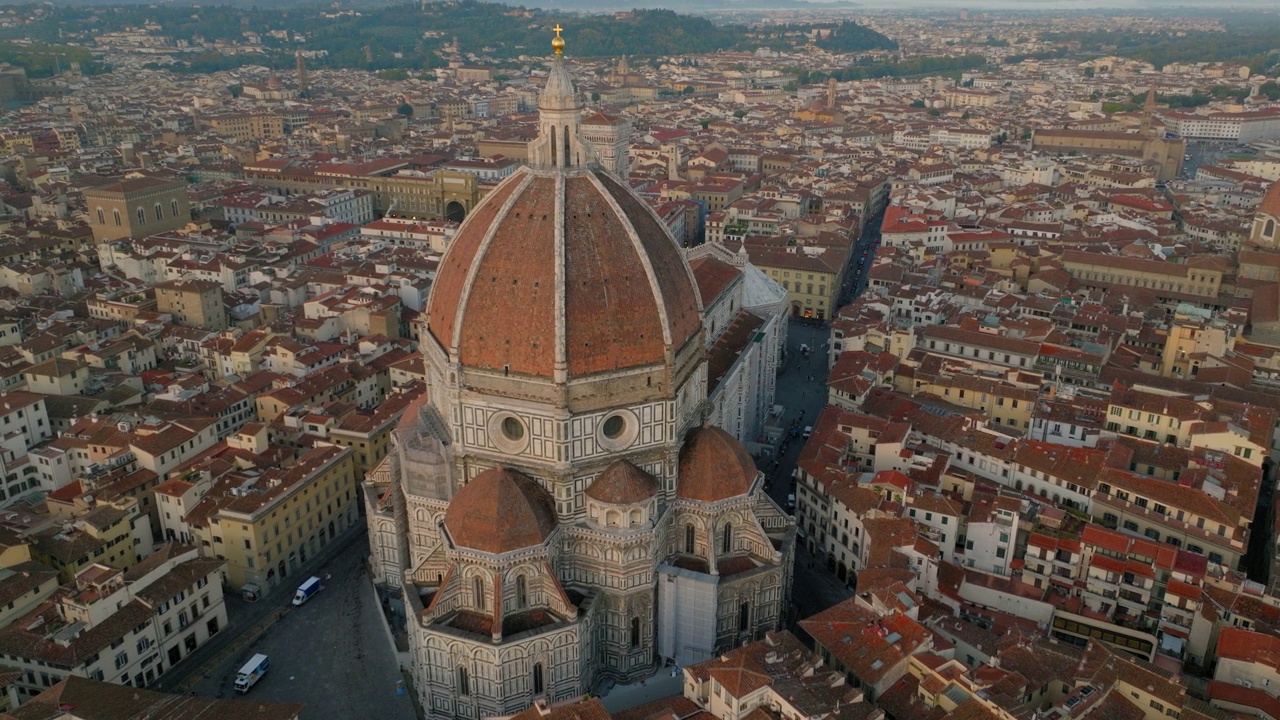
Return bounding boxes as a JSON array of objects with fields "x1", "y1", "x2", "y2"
[
  {"x1": 136, "y1": 207, "x2": 146, "y2": 225},
  {"x1": 563, "y1": 125, "x2": 570, "y2": 167},
  {"x1": 630, "y1": 617, "x2": 641, "y2": 648},
  {"x1": 457, "y1": 667, "x2": 470, "y2": 696},
  {"x1": 1267, "y1": 218, "x2": 1277, "y2": 238},
  {"x1": 533, "y1": 663, "x2": 544, "y2": 694},
  {"x1": 473, "y1": 576, "x2": 485, "y2": 610},
  {"x1": 154, "y1": 202, "x2": 163, "y2": 221},
  {"x1": 684, "y1": 524, "x2": 695, "y2": 554},
  {"x1": 550, "y1": 126, "x2": 557, "y2": 166},
  {"x1": 112, "y1": 209, "x2": 121, "y2": 227},
  {"x1": 96, "y1": 208, "x2": 105, "y2": 225},
  {"x1": 516, "y1": 575, "x2": 528, "y2": 609},
  {"x1": 739, "y1": 602, "x2": 750, "y2": 632},
  {"x1": 171, "y1": 199, "x2": 180, "y2": 219},
  {"x1": 722, "y1": 523, "x2": 733, "y2": 554}
]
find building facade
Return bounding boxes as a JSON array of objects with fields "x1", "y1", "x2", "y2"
[{"x1": 83, "y1": 175, "x2": 191, "y2": 243}]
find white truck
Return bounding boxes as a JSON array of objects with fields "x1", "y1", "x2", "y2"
[
  {"x1": 234, "y1": 654, "x2": 269, "y2": 694},
  {"x1": 292, "y1": 576, "x2": 322, "y2": 606}
]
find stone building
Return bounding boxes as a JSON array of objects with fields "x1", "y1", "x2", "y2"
[
  {"x1": 364, "y1": 30, "x2": 794, "y2": 720},
  {"x1": 83, "y1": 174, "x2": 191, "y2": 243},
  {"x1": 154, "y1": 278, "x2": 227, "y2": 331}
]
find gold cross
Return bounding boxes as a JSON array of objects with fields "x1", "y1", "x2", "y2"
[{"x1": 552, "y1": 24, "x2": 565, "y2": 54}]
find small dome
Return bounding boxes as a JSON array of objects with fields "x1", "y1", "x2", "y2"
[
  {"x1": 444, "y1": 468, "x2": 556, "y2": 553},
  {"x1": 677, "y1": 426, "x2": 758, "y2": 503},
  {"x1": 587, "y1": 460, "x2": 658, "y2": 505}
]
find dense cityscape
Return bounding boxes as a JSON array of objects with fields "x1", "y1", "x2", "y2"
[{"x1": 0, "y1": 2, "x2": 1277, "y2": 720}]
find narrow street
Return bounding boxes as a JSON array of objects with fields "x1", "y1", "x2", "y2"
[{"x1": 755, "y1": 210, "x2": 885, "y2": 625}]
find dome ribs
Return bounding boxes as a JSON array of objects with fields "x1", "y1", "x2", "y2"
[
  {"x1": 458, "y1": 177, "x2": 558, "y2": 375},
  {"x1": 563, "y1": 176, "x2": 665, "y2": 375}
]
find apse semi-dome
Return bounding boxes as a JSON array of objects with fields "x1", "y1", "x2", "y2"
[{"x1": 443, "y1": 468, "x2": 557, "y2": 553}]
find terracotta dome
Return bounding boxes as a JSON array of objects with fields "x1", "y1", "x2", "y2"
[
  {"x1": 587, "y1": 460, "x2": 659, "y2": 505},
  {"x1": 1260, "y1": 180, "x2": 1280, "y2": 219},
  {"x1": 443, "y1": 468, "x2": 556, "y2": 553},
  {"x1": 425, "y1": 167, "x2": 702, "y2": 379},
  {"x1": 676, "y1": 426, "x2": 758, "y2": 503}
]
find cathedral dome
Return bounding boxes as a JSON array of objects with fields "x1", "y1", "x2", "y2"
[
  {"x1": 676, "y1": 426, "x2": 758, "y2": 503},
  {"x1": 587, "y1": 460, "x2": 659, "y2": 505},
  {"x1": 1260, "y1": 180, "x2": 1280, "y2": 219},
  {"x1": 424, "y1": 167, "x2": 702, "y2": 379},
  {"x1": 443, "y1": 468, "x2": 557, "y2": 553}
]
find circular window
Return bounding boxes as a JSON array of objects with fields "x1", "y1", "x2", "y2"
[
  {"x1": 596, "y1": 409, "x2": 639, "y2": 451},
  {"x1": 502, "y1": 416, "x2": 525, "y2": 442},
  {"x1": 602, "y1": 415, "x2": 626, "y2": 439}
]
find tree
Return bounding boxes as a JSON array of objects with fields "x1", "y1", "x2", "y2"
[
  {"x1": 228, "y1": 83, "x2": 243, "y2": 98},
  {"x1": 927, "y1": 108, "x2": 941, "y2": 117},
  {"x1": 1083, "y1": 66, "x2": 1095, "y2": 78},
  {"x1": 909, "y1": 100, "x2": 926, "y2": 108},
  {"x1": 590, "y1": 92, "x2": 601, "y2": 103},
  {"x1": 397, "y1": 102, "x2": 414, "y2": 117},
  {"x1": 733, "y1": 109, "x2": 748, "y2": 119},
  {"x1": 961, "y1": 111, "x2": 971, "y2": 120},
  {"x1": 682, "y1": 85, "x2": 696, "y2": 95}
]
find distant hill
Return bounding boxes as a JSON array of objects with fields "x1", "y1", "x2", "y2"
[{"x1": 17, "y1": 1, "x2": 897, "y2": 71}]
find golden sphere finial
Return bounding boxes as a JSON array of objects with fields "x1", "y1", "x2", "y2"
[{"x1": 552, "y1": 24, "x2": 565, "y2": 55}]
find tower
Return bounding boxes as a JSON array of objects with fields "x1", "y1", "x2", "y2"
[
  {"x1": 365, "y1": 26, "x2": 795, "y2": 720},
  {"x1": 1141, "y1": 86, "x2": 1157, "y2": 135},
  {"x1": 827, "y1": 76, "x2": 837, "y2": 109},
  {"x1": 295, "y1": 51, "x2": 308, "y2": 93}
]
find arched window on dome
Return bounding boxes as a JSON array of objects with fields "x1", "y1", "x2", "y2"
[
  {"x1": 1267, "y1": 218, "x2": 1277, "y2": 239},
  {"x1": 630, "y1": 617, "x2": 641, "y2": 648},
  {"x1": 473, "y1": 576, "x2": 485, "y2": 610},
  {"x1": 684, "y1": 524, "x2": 695, "y2": 554},
  {"x1": 563, "y1": 125, "x2": 570, "y2": 168},
  {"x1": 722, "y1": 523, "x2": 733, "y2": 554},
  {"x1": 516, "y1": 575, "x2": 528, "y2": 609},
  {"x1": 550, "y1": 126, "x2": 557, "y2": 166},
  {"x1": 606, "y1": 509, "x2": 620, "y2": 527},
  {"x1": 533, "y1": 663, "x2": 544, "y2": 694},
  {"x1": 629, "y1": 508, "x2": 642, "y2": 527}
]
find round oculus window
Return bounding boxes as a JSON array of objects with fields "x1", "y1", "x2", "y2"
[
  {"x1": 501, "y1": 416, "x2": 525, "y2": 442},
  {"x1": 602, "y1": 415, "x2": 626, "y2": 439}
]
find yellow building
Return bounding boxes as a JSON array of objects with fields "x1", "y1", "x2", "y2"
[
  {"x1": 328, "y1": 388, "x2": 423, "y2": 480},
  {"x1": 746, "y1": 244, "x2": 848, "y2": 321},
  {"x1": 1061, "y1": 250, "x2": 1225, "y2": 300},
  {"x1": 1159, "y1": 306, "x2": 1238, "y2": 379},
  {"x1": 29, "y1": 503, "x2": 140, "y2": 583},
  {"x1": 192, "y1": 444, "x2": 357, "y2": 589},
  {"x1": 898, "y1": 369, "x2": 1038, "y2": 431},
  {"x1": 202, "y1": 112, "x2": 285, "y2": 141}
]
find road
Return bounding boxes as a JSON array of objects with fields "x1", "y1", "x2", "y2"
[
  {"x1": 160, "y1": 533, "x2": 417, "y2": 720},
  {"x1": 1182, "y1": 140, "x2": 1257, "y2": 180},
  {"x1": 754, "y1": 211, "x2": 886, "y2": 627}
]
